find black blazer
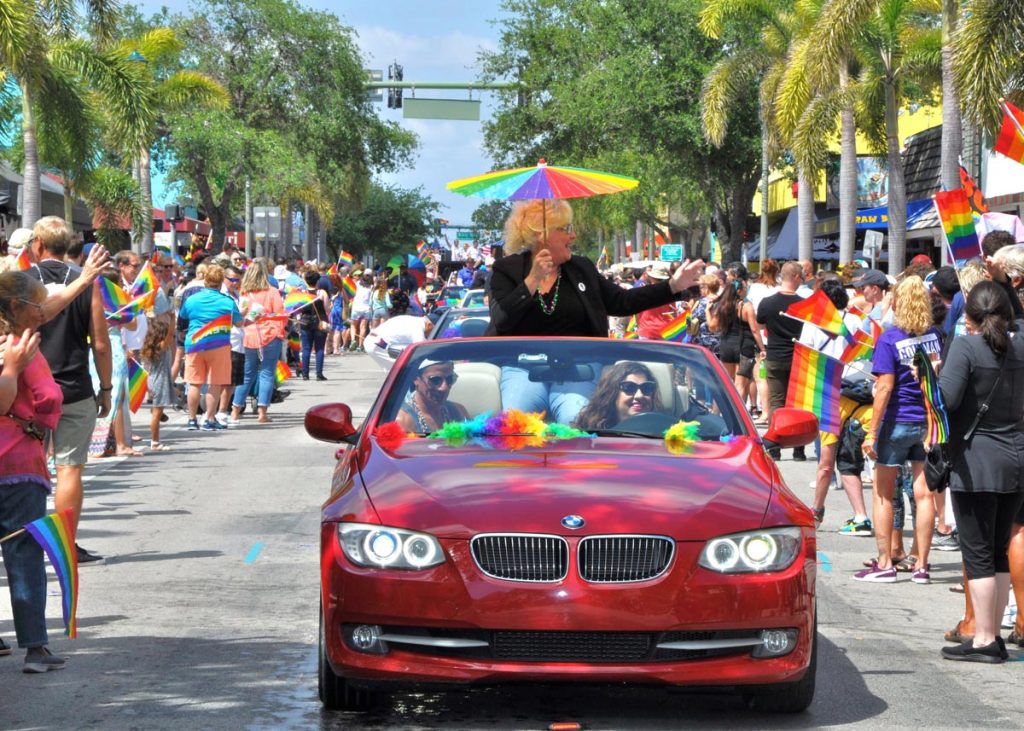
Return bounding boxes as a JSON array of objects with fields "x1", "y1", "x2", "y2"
[{"x1": 486, "y1": 252, "x2": 680, "y2": 337}]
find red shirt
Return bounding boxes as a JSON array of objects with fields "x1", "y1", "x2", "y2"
[{"x1": 0, "y1": 348, "x2": 63, "y2": 491}]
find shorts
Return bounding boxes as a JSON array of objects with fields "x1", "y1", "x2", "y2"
[
  {"x1": 737, "y1": 355, "x2": 755, "y2": 380},
  {"x1": 184, "y1": 347, "x2": 232, "y2": 386},
  {"x1": 719, "y1": 337, "x2": 741, "y2": 365},
  {"x1": 875, "y1": 421, "x2": 926, "y2": 466},
  {"x1": 231, "y1": 351, "x2": 245, "y2": 387},
  {"x1": 763, "y1": 360, "x2": 792, "y2": 411},
  {"x1": 52, "y1": 397, "x2": 98, "y2": 467},
  {"x1": 350, "y1": 309, "x2": 370, "y2": 322}
]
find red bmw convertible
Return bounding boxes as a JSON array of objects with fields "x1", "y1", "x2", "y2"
[{"x1": 306, "y1": 337, "x2": 818, "y2": 713}]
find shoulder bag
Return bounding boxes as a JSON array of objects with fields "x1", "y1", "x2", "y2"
[{"x1": 925, "y1": 356, "x2": 1004, "y2": 493}]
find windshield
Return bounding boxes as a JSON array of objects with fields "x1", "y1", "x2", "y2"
[
  {"x1": 380, "y1": 339, "x2": 748, "y2": 441},
  {"x1": 432, "y1": 309, "x2": 491, "y2": 340}
]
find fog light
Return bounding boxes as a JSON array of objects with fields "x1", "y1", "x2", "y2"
[
  {"x1": 753, "y1": 628, "x2": 798, "y2": 657},
  {"x1": 349, "y1": 624, "x2": 386, "y2": 654}
]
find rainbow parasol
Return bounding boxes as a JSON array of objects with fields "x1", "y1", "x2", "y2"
[{"x1": 447, "y1": 159, "x2": 639, "y2": 201}]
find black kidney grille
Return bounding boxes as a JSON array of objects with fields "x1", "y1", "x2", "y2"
[
  {"x1": 578, "y1": 536, "x2": 674, "y2": 582},
  {"x1": 471, "y1": 534, "x2": 569, "y2": 582}
]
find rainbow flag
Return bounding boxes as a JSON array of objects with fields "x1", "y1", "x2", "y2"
[
  {"x1": 275, "y1": 360, "x2": 292, "y2": 385},
  {"x1": 416, "y1": 240, "x2": 429, "y2": 258},
  {"x1": 337, "y1": 251, "x2": 354, "y2": 267},
  {"x1": 283, "y1": 290, "x2": 315, "y2": 315},
  {"x1": 23, "y1": 508, "x2": 78, "y2": 638},
  {"x1": 327, "y1": 263, "x2": 338, "y2": 277},
  {"x1": 914, "y1": 348, "x2": 949, "y2": 447},
  {"x1": 840, "y1": 330, "x2": 875, "y2": 363},
  {"x1": 187, "y1": 313, "x2": 232, "y2": 353},
  {"x1": 786, "y1": 341, "x2": 842, "y2": 434},
  {"x1": 288, "y1": 330, "x2": 301, "y2": 354},
  {"x1": 660, "y1": 310, "x2": 693, "y2": 342},
  {"x1": 107, "y1": 291, "x2": 157, "y2": 325},
  {"x1": 98, "y1": 277, "x2": 131, "y2": 314},
  {"x1": 126, "y1": 358, "x2": 149, "y2": 413},
  {"x1": 15, "y1": 248, "x2": 33, "y2": 271},
  {"x1": 934, "y1": 189, "x2": 982, "y2": 261},
  {"x1": 251, "y1": 311, "x2": 289, "y2": 324},
  {"x1": 959, "y1": 164, "x2": 989, "y2": 214},
  {"x1": 128, "y1": 261, "x2": 159, "y2": 299},
  {"x1": 340, "y1": 276, "x2": 357, "y2": 299},
  {"x1": 785, "y1": 289, "x2": 847, "y2": 336},
  {"x1": 994, "y1": 100, "x2": 1024, "y2": 166}
]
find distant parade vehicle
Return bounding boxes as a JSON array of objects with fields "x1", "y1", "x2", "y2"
[{"x1": 306, "y1": 337, "x2": 820, "y2": 713}]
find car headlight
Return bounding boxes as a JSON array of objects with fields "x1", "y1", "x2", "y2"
[
  {"x1": 337, "y1": 522, "x2": 445, "y2": 570},
  {"x1": 698, "y1": 527, "x2": 802, "y2": 574}
]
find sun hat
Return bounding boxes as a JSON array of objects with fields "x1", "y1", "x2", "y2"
[
  {"x1": 647, "y1": 264, "x2": 671, "y2": 280},
  {"x1": 7, "y1": 228, "x2": 33, "y2": 250}
]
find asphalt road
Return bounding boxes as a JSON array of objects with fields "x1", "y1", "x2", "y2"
[{"x1": 1, "y1": 351, "x2": 1021, "y2": 730}]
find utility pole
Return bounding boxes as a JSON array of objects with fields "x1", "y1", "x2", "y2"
[{"x1": 244, "y1": 178, "x2": 252, "y2": 259}]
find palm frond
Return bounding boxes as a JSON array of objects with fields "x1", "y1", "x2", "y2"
[
  {"x1": 900, "y1": 26, "x2": 941, "y2": 89},
  {"x1": 134, "y1": 27, "x2": 183, "y2": 64},
  {"x1": 82, "y1": 163, "x2": 142, "y2": 248},
  {"x1": 954, "y1": 0, "x2": 1024, "y2": 135},
  {"x1": 854, "y1": 67, "x2": 888, "y2": 155},
  {"x1": 156, "y1": 70, "x2": 229, "y2": 112},
  {"x1": 793, "y1": 87, "x2": 842, "y2": 172},
  {"x1": 775, "y1": 39, "x2": 814, "y2": 142},
  {"x1": 806, "y1": 0, "x2": 879, "y2": 79},
  {"x1": 0, "y1": 0, "x2": 34, "y2": 70},
  {"x1": 701, "y1": 48, "x2": 768, "y2": 147}
]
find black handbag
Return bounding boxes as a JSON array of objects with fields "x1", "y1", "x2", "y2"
[{"x1": 925, "y1": 360, "x2": 1004, "y2": 493}]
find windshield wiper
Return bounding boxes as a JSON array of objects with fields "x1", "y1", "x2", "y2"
[{"x1": 589, "y1": 429, "x2": 665, "y2": 440}]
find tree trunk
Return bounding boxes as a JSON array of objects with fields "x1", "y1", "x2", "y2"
[
  {"x1": 139, "y1": 146, "x2": 154, "y2": 254},
  {"x1": 20, "y1": 83, "x2": 41, "y2": 228},
  {"x1": 797, "y1": 166, "x2": 814, "y2": 262},
  {"x1": 940, "y1": 0, "x2": 963, "y2": 191},
  {"x1": 839, "y1": 59, "x2": 858, "y2": 265},
  {"x1": 884, "y1": 78, "x2": 907, "y2": 274},
  {"x1": 63, "y1": 176, "x2": 74, "y2": 224},
  {"x1": 305, "y1": 203, "x2": 313, "y2": 261}
]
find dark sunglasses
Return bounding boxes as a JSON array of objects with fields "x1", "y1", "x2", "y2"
[
  {"x1": 619, "y1": 381, "x2": 656, "y2": 397},
  {"x1": 424, "y1": 373, "x2": 458, "y2": 388},
  {"x1": 226, "y1": 276, "x2": 240, "y2": 283}
]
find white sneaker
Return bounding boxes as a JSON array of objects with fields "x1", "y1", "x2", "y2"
[
  {"x1": 215, "y1": 412, "x2": 230, "y2": 427},
  {"x1": 1003, "y1": 603, "x2": 1017, "y2": 629}
]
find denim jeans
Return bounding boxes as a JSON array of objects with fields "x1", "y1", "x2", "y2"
[
  {"x1": 233, "y1": 338, "x2": 282, "y2": 409},
  {"x1": 300, "y1": 328, "x2": 327, "y2": 378},
  {"x1": 499, "y1": 364, "x2": 598, "y2": 424},
  {"x1": 0, "y1": 481, "x2": 48, "y2": 647}
]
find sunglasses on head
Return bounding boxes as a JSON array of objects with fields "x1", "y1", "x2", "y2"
[
  {"x1": 424, "y1": 373, "x2": 458, "y2": 388},
  {"x1": 619, "y1": 380, "x2": 656, "y2": 397}
]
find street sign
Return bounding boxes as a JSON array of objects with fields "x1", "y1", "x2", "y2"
[
  {"x1": 863, "y1": 229, "x2": 884, "y2": 269},
  {"x1": 456, "y1": 231, "x2": 476, "y2": 240},
  {"x1": 365, "y1": 69, "x2": 383, "y2": 103},
  {"x1": 404, "y1": 98, "x2": 481, "y2": 121},
  {"x1": 659, "y1": 243, "x2": 683, "y2": 262},
  {"x1": 252, "y1": 207, "x2": 281, "y2": 241}
]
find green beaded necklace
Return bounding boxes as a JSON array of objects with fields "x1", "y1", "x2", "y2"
[{"x1": 536, "y1": 270, "x2": 561, "y2": 315}]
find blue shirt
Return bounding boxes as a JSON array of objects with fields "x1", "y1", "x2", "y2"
[{"x1": 178, "y1": 288, "x2": 243, "y2": 353}]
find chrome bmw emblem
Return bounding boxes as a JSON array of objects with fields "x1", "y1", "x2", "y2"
[{"x1": 561, "y1": 515, "x2": 585, "y2": 529}]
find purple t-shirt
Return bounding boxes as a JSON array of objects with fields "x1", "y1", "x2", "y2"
[{"x1": 872, "y1": 326, "x2": 942, "y2": 422}]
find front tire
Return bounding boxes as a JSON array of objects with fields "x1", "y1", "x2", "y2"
[
  {"x1": 319, "y1": 606, "x2": 374, "y2": 711},
  {"x1": 744, "y1": 626, "x2": 817, "y2": 713}
]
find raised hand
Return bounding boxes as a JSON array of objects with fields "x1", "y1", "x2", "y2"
[{"x1": 669, "y1": 258, "x2": 706, "y2": 293}]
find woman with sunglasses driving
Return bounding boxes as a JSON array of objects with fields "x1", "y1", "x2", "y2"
[
  {"x1": 573, "y1": 362, "x2": 664, "y2": 431},
  {"x1": 396, "y1": 360, "x2": 469, "y2": 434}
]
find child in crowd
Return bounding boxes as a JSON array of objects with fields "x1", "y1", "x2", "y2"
[{"x1": 141, "y1": 319, "x2": 175, "y2": 451}]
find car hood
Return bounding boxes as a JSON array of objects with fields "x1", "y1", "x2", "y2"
[{"x1": 356, "y1": 436, "x2": 775, "y2": 541}]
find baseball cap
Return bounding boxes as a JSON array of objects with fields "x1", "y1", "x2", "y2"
[
  {"x1": 647, "y1": 264, "x2": 670, "y2": 280},
  {"x1": 850, "y1": 269, "x2": 890, "y2": 289},
  {"x1": 8, "y1": 228, "x2": 33, "y2": 250},
  {"x1": 931, "y1": 266, "x2": 960, "y2": 300},
  {"x1": 910, "y1": 254, "x2": 932, "y2": 266}
]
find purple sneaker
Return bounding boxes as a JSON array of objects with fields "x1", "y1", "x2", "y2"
[
  {"x1": 912, "y1": 564, "x2": 931, "y2": 584},
  {"x1": 854, "y1": 560, "x2": 897, "y2": 583}
]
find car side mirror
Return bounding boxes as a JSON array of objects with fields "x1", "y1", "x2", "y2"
[
  {"x1": 305, "y1": 403, "x2": 358, "y2": 444},
  {"x1": 763, "y1": 408, "x2": 818, "y2": 450}
]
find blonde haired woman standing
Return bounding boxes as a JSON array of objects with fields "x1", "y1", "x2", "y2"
[{"x1": 231, "y1": 260, "x2": 284, "y2": 424}]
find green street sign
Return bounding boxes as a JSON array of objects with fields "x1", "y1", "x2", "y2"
[
  {"x1": 456, "y1": 231, "x2": 476, "y2": 240},
  {"x1": 659, "y1": 244, "x2": 683, "y2": 262},
  {"x1": 404, "y1": 98, "x2": 481, "y2": 121}
]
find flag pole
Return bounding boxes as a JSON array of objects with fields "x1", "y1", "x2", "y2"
[{"x1": 0, "y1": 527, "x2": 26, "y2": 544}]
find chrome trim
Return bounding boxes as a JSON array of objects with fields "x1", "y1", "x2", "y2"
[
  {"x1": 577, "y1": 534, "x2": 675, "y2": 583},
  {"x1": 377, "y1": 633, "x2": 489, "y2": 648},
  {"x1": 470, "y1": 533, "x2": 569, "y2": 582},
  {"x1": 656, "y1": 637, "x2": 762, "y2": 650}
]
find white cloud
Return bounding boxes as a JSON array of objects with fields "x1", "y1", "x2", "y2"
[{"x1": 353, "y1": 25, "x2": 497, "y2": 75}]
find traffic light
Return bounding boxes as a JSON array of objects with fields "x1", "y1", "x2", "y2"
[
  {"x1": 166, "y1": 204, "x2": 183, "y2": 221},
  {"x1": 387, "y1": 61, "x2": 403, "y2": 109}
]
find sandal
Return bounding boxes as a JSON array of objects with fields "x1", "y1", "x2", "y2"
[
  {"x1": 149, "y1": 442, "x2": 172, "y2": 452},
  {"x1": 945, "y1": 621, "x2": 973, "y2": 644},
  {"x1": 116, "y1": 448, "x2": 145, "y2": 457},
  {"x1": 0, "y1": 637, "x2": 12, "y2": 656},
  {"x1": 1008, "y1": 630, "x2": 1023, "y2": 647},
  {"x1": 949, "y1": 582, "x2": 965, "y2": 594},
  {"x1": 895, "y1": 556, "x2": 917, "y2": 572}
]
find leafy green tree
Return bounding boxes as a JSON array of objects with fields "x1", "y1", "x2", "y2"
[
  {"x1": 471, "y1": 200, "x2": 512, "y2": 234},
  {"x1": 330, "y1": 184, "x2": 440, "y2": 264}
]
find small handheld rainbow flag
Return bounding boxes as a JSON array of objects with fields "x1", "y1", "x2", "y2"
[
  {"x1": 126, "y1": 358, "x2": 149, "y2": 413},
  {"x1": 660, "y1": 309, "x2": 693, "y2": 343},
  {"x1": 340, "y1": 276, "x2": 357, "y2": 299},
  {"x1": 416, "y1": 240, "x2": 429, "y2": 258},
  {"x1": 22, "y1": 508, "x2": 78, "y2": 638},
  {"x1": 327, "y1": 263, "x2": 338, "y2": 277},
  {"x1": 994, "y1": 100, "x2": 1024, "y2": 166},
  {"x1": 914, "y1": 348, "x2": 949, "y2": 447},
  {"x1": 786, "y1": 342, "x2": 842, "y2": 434},
  {"x1": 129, "y1": 261, "x2": 159, "y2": 299},
  {"x1": 187, "y1": 313, "x2": 232, "y2": 353},
  {"x1": 283, "y1": 290, "x2": 315, "y2": 315},
  {"x1": 288, "y1": 330, "x2": 301, "y2": 354},
  {"x1": 275, "y1": 360, "x2": 292, "y2": 385},
  {"x1": 15, "y1": 248, "x2": 33, "y2": 271},
  {"x1": 840, "y1": 330, "x2": 875, "y2": 363},
  {"x1": 785, "y1": 289, "x2": 847, "y2": 336},
  {"x1": 98, "y1": 277, "x2": 131, "y2": 314},
  {"x1": 934, "y1": 189, "x2": 982, "y2": 261},
  {"x1": 337, "y1": 250, "x2": 354, "y2": 267}
]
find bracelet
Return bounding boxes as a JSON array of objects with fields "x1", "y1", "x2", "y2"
[{"x1": 99, "y1": 385, "x2": 113, "y2": 392}]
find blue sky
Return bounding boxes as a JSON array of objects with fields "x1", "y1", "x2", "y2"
[{"x1": 138, "y1": 0, "x2": 508, "y2": 224}]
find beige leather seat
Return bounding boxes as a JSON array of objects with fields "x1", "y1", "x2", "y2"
[{"x1": 450, "y1": 362, "x2": 502, "y2": 417}]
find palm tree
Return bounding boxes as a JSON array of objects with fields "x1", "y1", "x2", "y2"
[{"x1": 954, "y1": 0, "x2": 1024, "y2": 137}]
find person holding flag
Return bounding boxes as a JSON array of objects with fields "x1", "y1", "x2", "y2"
[
  {"x1": 0, "y1": 271, "x2": 68, "y2": 672},
  {"x1": 231, "y1": 260, "x2": 285, "y2": 425}
]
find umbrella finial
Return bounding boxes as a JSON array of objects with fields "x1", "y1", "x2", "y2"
[{"x1": 538, "y1": 158, "x2": 547, "y2": 167}]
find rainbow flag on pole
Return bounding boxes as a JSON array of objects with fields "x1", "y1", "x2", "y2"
[
  {"x1": 23, "y1": 508, "x2": 78, "y2": 638},
  {"x1": 98, "y1": 277, "x2": 131, "y2": 314},
  {"x1": 126, "y1": 358, "x2": 149, "y2": 413},
  {"x1": 840, "y1": 330, "x2": 875, "y2": 363},
  {"x1": 660, "y1": 310, "x2": 693, "y2": 342},
  {"x1": 128, "y1": 261, "x2": 158, "y2": 299},
  {"x1": 187, "y1": 313, "x2": 232, "y2": 353},
  {"x1": 786, "y1": 342, "x2": 842, "y2": 434},
  {"x1": 15, "y1": 248, "x2": 33, "y2": 271},
  {"x1": 416, "y1": 240, "x2": 429, "y2": 258},
  {"x1": 934, "y1": 189, "x2": 982, "y2": 261},
  {"x1": 283, "y1": 290, "x2": 315, "y2": 315},
  {"x1": 914, "y1": 348, "x2": 949, "y2": 447},
  {"x1": 337, "y1": 251, "x2": 354, "y2": 267},
  {"x1": 340, "y1": 276, "x2": 357, "y2": 299},
  {"x1": 785, "y1": 289, "x2": 847, "y2": 336},
  {"x1": 288, "y1": 330, "x2": 301, "y2": 354},
  {"x1": 275, "y1": 360, "x2": 292, "y2": 385},
  {"x1": 994, "y1": 100, "x2": 1024, "y2": 166}
]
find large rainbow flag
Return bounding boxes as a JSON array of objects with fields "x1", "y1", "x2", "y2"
[
  {"x1": 660, "y1": 309, "x2": 693, "y2": 343},
  {"x1": 785, "y1": 289, "x2": 847, "y2": 336},
  {"x1": 187, "y1": 313, "x2": 232, "y2": 353},
  {"x1": 994, "y1": 100, "x2": 1024, "y2": 166},
  {"x1": 126, "y1": 358, "x2": 149, "y2": 413},
  {"x1": 786, "y1": 342, "x2": 842, "y2": 434},
  {"x1": 283, "y1": 290, "x2": 315, "y2": 315},
  {"x1": 23, "y1": 508, "x2": 78, "y2": 638},
  {"x1": 128, "y1": 261, "x2": 159, "y2": 299},
  {"x1": 914, "y1": 348, "x2": 949, "y2": 447},
  {"x1": 934, "y1": 189, "x2": 982, "y2": 261}
]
